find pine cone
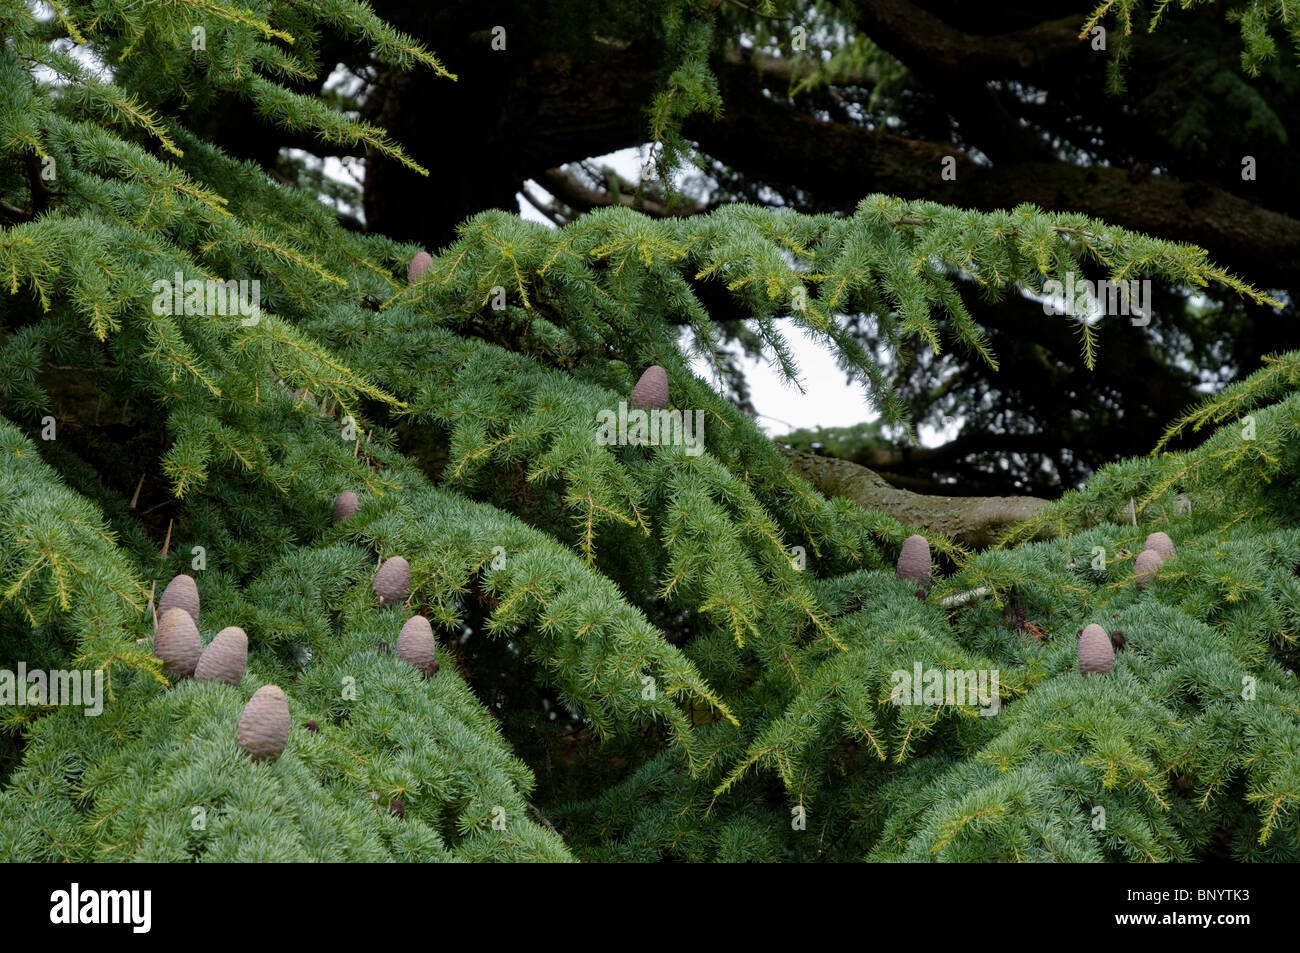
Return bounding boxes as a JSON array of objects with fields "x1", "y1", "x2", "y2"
[
  {"x1": 1078, "y1": 623, "x2": 1115, "y2": 675},
  {"x1": 896, "y1": 535, "x2": 931, "y2": 589},
  {"x1": 158, "y1": 573, "x2": 200, "y2": 625},
  {"x1": 332, "y1": 491, "x2": 360, "y2": 523},
  {"x1": 396, "y1": 615, "x2": 437, "y2": 675},
  {"x1": 374, "y1": 556, "x2": 410, "y2": 606},
  {"x1": 1134, "y1": 548, "x2": 1163, "y2": 589},
  {"x1": 1144, "y1": 531, "x2": 1176, "y2": 560},
  {"x1": 154, "y1": 607, "x2": 202, "y2": 677},
  {"x1": 194, "y1": 626, "x2": 248, "y2": 686},
  {"x1": 408, "y1": 251, "x2": 433, "y2": 282},
  {"x1": 631, "y1": 365, "x2": 669, "y2": 410},
  {"x1": 236, "y1": 685, "x2": 290, "y2": 762}
]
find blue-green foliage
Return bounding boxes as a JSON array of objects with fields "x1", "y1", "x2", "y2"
[{"x1": 1, "y1": 0, "x2": 1298, "y2": 862}]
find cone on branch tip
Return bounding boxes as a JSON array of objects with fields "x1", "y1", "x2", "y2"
[
  {"x1": 1135, "y1": 548, "x2": 1163, "y2": 589},
  {"x1": 236, "y1": 685, "x2": 290, "y2": 763},
  {"x1": 154, "y1": 608, "x2": 202, "y2": 678},
  {"x1": 631, "y1": 365, "x2": 669, "y2": 410},
  {"x1": 396, "y1": 615, "x2": 438, "y2": 676},
  {"x1": 896, "y1": 535, "x2": 931, "y2": 591},
  {"x1": 1145, "y1": 531, "x2": 1176, "y2": 559},
  {"x1": 333, "y1": 491, "x2": 359, "y2": 523},
  {"x1": 1078, "y1": 623, "x2": 1116, "y2": 675},
  {"x1": 158, "y1": 573, "x2": 200, "y2": 625},
  {"x1": 408, "y1": 251, "x2": 433, "y2": 282},
  {"x1": 195, "y1": 626, "x2": 248, "y2": 686},
  {"x1": 374, "y1": 556, "x2": 410, "y2": 606}
]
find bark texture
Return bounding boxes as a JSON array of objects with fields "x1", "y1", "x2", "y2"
[{"x1": 783, "y1": 448, "x2": 1050, "y2": 549}]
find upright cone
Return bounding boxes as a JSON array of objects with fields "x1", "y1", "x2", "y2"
[
  {"x1": 158, "y1": 573, "x2": 200, "y2": 625},
  {"x1": 631, "y1": 365, "x2": 669, "y2": 410},
  {"x1": 396, "y1": 615, "x2": 437, "y2": 675},
  {"x1": 374, "y1": 556, "x2": 410, "y2": 606},
  {"x1": 408, "y1": 251, "x2": 433, "y2": 282},
  {"x1": 1078, "y1": 623, "x2": 1115, "y2": 675},
  {"x1": 1134, "y1": 548, "x2": 1163, "y2": 589},
  {"x1": 1144, "y1": 531, "x2": 1175, "y2": 560},
  {"x1": 896, "y1": 535, "x2": 931, "y2": 589},
  {"x1": 154, "y1": 607, "x2": 202, "y2": 677},
  {"x1": 195, "y1": 626, "x2": 248, "y2": 686},
  {"x1": 333, "y1": 491, "x2": 359, "y2": 523},
  {"x1": 236, "y1": 685, "x2": 290, "y2": 762}
]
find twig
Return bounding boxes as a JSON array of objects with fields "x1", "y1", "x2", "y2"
[
  {"x1": 940, "y1": 586, "x2": 991, "y2": 608},
  {"x1": 0, "y1": 198, "x2": 31, "y2": 224},
  {"x1": 520, "y1": 183, "x2": 567, "y2": 227}
]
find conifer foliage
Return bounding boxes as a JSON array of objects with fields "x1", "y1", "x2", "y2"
[{"x1": 2, "y1": 0, "x2": 1299, "y2": 862}]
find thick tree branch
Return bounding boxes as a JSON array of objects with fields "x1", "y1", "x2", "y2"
[
  {"x1": 782, "y1": 447, "x2": 1050, "y2": 549},
  {"x1": 721, "y1": 45, "x2": 879, "y2": 90},
  {"x1": 851, "y1": 1, "x2": 1093, "y2": 80},
  {"x1": 0, "y1": 198, "x2": 33, "y2": 226},
  {"x1": 538, "y1": 167, "x2": 707, "y2": 218}
]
